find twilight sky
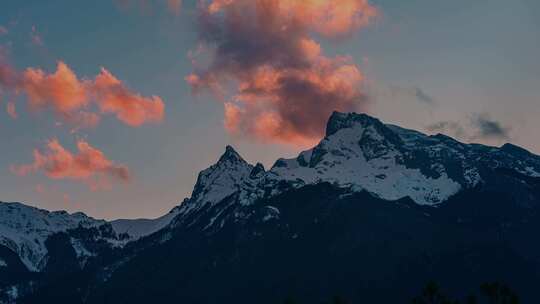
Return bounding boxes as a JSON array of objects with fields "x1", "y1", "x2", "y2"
[{"x1": 1, "y1": 0, "x2": 539, "y2": 220}]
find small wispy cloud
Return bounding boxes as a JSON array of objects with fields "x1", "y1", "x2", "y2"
[
  {"x1": 426, "y1": 113, "x2": 510, "y2": 142},
  {"x1": 414, "y1": 87, "x2": 435, "y2": 105},
  {"x1": 368, "y1": 84, "x2": 437, "y2": 106},
  {"x1": 470, "y1": 113, "x2": 510, "y2": 140}
]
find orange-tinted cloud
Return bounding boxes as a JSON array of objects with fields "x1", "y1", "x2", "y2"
[
  {"x1": 283, "y1": 0, "x2": 377, "y2": 37},
  {"x1": 0, "y1": 59, "x2": 164, "y2": 128},
  {"x1": 205, "y1": 0, "x2": 377, "y2": 37},
  {"x1": 6, "y1": 101, "x2": 17, "y2": 119},
  {"x1": 188, "y1": 0, "x2": 377, "y2": 146},
  {"x1": 94, "y1": 68, "x2": 165, "y2": 126},
  {"x1": 11, "y1": 138, "x2": 130, "y2": 190},
  {"x1": 0, "y1": 26, "x2": 8, "y2": 36},
  {"x1": 22, "y1": 61, "x2": 89, "y2": 112}
]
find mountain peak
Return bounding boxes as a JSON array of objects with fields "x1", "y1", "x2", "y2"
[
  {"x1": 324, "y1": 112, "x2": 403, "y2": 151},
  {"x1": 325, "y1": 112, "x2": 384, "y2": 137},
  {"x1": 189, "y1": 145, "x2": 254, "y2": 208},
  {"x1": 250, "y1": 162, "x2": 266, "y2": 178},
  {"x1": 218, "y1": 145, "x2": 245, "y2": 164}
]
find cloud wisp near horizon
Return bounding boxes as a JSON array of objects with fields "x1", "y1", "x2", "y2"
[{"x1": 426, "y1": 113, "x2": 511, "y2": 143}]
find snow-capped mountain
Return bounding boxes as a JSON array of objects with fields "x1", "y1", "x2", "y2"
[
  {"x1": 267, "y1": 112, "x2": 540, "y2": 204},
  {"x1": 0, "y1": 203, "x2": 106, "y2": 272},
  {"x1": 0, "y1": 202, "x2": 180, "y2": 274},
  {"x1": 79, "y1": 110, "x2": 540, "y2": 303},
  {"x1": 3, "y1": 112, "x2": 540, "y2": 303},
  {"x1": 177, "y1": 111, "x2": 540, "y2": 223},
  {"x1": 188, "y1": 145, "x2": 258, "y2": 208}
]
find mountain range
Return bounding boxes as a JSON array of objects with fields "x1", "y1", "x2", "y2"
[{"x1": 1, "y1": 112, "x2": 540, "y2": 303}]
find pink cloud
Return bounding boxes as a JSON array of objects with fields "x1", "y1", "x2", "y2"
[
  {"x1": 93, "y1": 68, "x2": 165, "y2": 126},
  {"x1": 23, "y1": 61, "x2": 89, "y2": 112},
  {"x1": 11, "y1": 138, "x2": 130, "y2": 190},
  {"x1": 188, "y1": 0, "x2": 377, "y2": 146},
  {"x1": 0, "y1": 58, "x2": 165, "y2": 128}
]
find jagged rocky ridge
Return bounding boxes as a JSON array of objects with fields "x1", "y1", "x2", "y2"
[
  {"x1": 175, "y1": 112, "x2": 540, "y2": 227},
  {"x1": 2, "y1": 112, "x2": 540, "y2": 303}
]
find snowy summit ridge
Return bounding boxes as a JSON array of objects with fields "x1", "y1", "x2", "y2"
[
  {"x1": 0, "y1": 202, "x2": 105, "y2": 271},
  {"x1": 0, "y1": 202, "x2": 181, "y2": 272},
  {"x1": 180, "y1": 111, "x2": 540, "y2": 214}
]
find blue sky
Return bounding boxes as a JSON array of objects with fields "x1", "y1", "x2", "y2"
[{"x1": 1, "y1": 0, "x2": 539, "y2": 219}]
